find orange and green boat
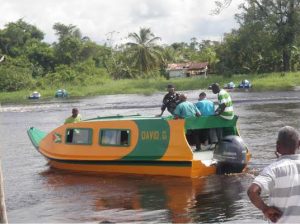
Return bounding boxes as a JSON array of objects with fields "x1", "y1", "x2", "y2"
[{"x1": 27, "y1": 115, "x2": 250, "y2": 177}]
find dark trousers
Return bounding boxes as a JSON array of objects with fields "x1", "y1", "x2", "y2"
[
  {"x1": 216, "y1": 128, "x2": 223, "y2": 143},
  {"x1": 192, "y1": 130, "x2": 201, "y2": 150}
]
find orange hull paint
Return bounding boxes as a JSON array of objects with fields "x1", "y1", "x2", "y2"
[{"x1": 47, "y1": 159, "x2": 217, "y2": 178}]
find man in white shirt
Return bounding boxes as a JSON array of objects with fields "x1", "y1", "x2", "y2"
[{"x1": 247, "y1": 126, "x2": 300, "y2": 223}]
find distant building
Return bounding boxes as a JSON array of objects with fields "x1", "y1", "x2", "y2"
[{"x1": 167, "y1": 62, "x2": 208, "y2": 79}]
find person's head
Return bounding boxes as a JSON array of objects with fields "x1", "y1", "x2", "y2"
[
  {"x1": 179, "y1": 93, "x2": 187, "y2": 102},
  {"x1": 167, "y1": 84, "x2": 175, "y2": 93},
  {"x1": 72, "y1": 108, "x2": 79, "y2": 118},
  {"x1": 199, "y1": 92, "x2": 206, "y2": 101},
  {"x1": 211, "y1": 83, "x2": 220, "y2": 94},
  {"x1": 276, "y1": 126, "x2": 300, "y2": 155}
]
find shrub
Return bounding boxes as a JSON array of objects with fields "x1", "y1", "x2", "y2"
[{"x1": 0, "y1": 65, "x2": 33, "y2": 91}]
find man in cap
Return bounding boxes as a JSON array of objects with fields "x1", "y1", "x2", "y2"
[{"x1": 157, "y1": 84, "x2": 180, "y2": 116}]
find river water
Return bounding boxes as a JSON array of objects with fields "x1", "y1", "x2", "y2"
[{"x1": 1, "y1": 90, "x2": 300, "y2": 223}]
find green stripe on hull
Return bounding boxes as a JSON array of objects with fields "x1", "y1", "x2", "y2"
[
  {"x1": 48, "y1": 157, "x2": 191, "y2": 167},
  {"x1": 122, "y1": 119, "x2": 170, "y2": 160}
]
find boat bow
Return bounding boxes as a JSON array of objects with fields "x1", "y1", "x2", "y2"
[{"x1": 27, "y1": 127, "x2": 47, "y2": 149}]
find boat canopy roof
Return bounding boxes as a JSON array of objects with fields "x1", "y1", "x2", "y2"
[{"x1": 84, "y1": 114, "x2": 166, "y2": 121}]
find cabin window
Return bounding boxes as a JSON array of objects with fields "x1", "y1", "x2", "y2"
[
  {"x1": 65, "y1": 128, "x2": 92, "y2": 145},
  {"x1": 99, "y1": 129, "x2": 130, "y2": 146}
]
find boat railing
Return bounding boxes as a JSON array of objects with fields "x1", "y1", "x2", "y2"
[{"x1": 185, "y1": 115, "x2": 238, "y2": 129}]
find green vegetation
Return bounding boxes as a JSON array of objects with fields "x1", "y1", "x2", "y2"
[
  {"x1": 1, "y1": 1, "x2": 300, "y2": 103},
  {"x1": 1, "y1": 72, "x2": 300, "y2": 103}
]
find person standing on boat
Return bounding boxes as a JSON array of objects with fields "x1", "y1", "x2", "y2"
[
  {"x1": 64, "y1": 108, "x2": 82, "y2": 124},
  {"x1": 211, "y1": 83, "x2": 234, "y2": 142},
  {"x1": 174, "y1": 94, "x2": 201, "y2": 151},
  {"x1": 195, "y1": 92, "x2": 215, "y2": 116},
  {"x1": 195, "y1": 92, "x2": 217, "y2": 146},
  {"x1": 247, "y1": 126, "x2": 300, "y2": 223},
  {"x1": 157, "y1": 84, "x2": 180, "y2": 116},
  {"x1": 211, "y1": 83, "x2": 234, "y2": 120},
  {"x1": 174, "y1": 93, "x2": 201, "y2": 119}
]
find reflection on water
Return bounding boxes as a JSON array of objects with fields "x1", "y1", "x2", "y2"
[
  {"x1": 25, "y1": 169, "x2": 257, "y2": 223},
  {"x1": 1, "y1": 91, "x2": 300, "y2": 222}
]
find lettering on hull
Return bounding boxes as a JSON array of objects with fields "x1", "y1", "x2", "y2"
[{"x1": 141, "y1": 131, "x2": 167, "y2": 141}]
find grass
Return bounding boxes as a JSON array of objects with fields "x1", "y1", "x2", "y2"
[{"x1": 1, "y1": 72, "x2": 300, "y2": 104}]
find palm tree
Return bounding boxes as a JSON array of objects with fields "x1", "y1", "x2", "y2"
[
  {"x1": 126, "y1": 28, "x2": 162, "y2": 76},
  {"x1": 53, "y1": 23, "x2": 82, "y2": 41}
]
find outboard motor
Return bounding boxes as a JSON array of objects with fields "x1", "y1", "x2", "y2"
[{"x1": 213, "y1": 135, "x2": 248, "y2": 174}]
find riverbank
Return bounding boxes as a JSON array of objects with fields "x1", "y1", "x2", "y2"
[{"x1": 0, "y1": 72, "x2": 299, "y2": 104}]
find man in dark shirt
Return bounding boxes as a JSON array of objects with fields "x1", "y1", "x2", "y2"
[{"x1": 157, "y1": 84, "x2": 180, "y2": 116}]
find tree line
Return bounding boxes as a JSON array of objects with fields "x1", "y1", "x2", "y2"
[{"x1": 0, "y1": 0, "x2": 300, "y2": 92}]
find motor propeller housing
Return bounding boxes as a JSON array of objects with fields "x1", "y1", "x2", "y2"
[{"x1": 213, "y1": 135, "x2": 248, "y2": 174}]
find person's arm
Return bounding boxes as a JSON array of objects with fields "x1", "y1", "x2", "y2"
[
  {"x1": 194, "y1": 104, "x2": 201, "y2": 117},
  {"x1": 215, "y1": 103, "x2": 226, "y2": 115},
  {"x1": 157, "y1": 95, "x2": 168, "y2": 117},
  {"x1": 247, "y1": 183, "x2": 282, "y2": 223}
]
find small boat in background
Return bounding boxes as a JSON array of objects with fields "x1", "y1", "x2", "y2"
[
  {"x1": 55, "y1": 89, "x2": 68, "y2": 98},
  {"x1": 28, "y1": 91, "x2": 41, "y2": 100},
  {"x1": 224, "y1": 81, "x2": 235, "y2": 89},
  {"x1": 27, "y1": 114, "x2": 251, "y2": 177},
  {"x1": 238, "y1": 80, "x2": 252, "y2": 89}
]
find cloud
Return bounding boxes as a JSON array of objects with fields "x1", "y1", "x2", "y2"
[{"x1": 0, "y1": 0, "x2": 243, "y2": 45}]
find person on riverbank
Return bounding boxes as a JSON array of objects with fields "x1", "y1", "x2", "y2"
[
  {"x1": 247, "y1": 126, "x2": 300, "y2": 223},
  {"x1": 174, "y1": 94, "x2": 201, "y2": 151},
  {"x1": 157, "y1": 84, "x2": 180, "y2": 116},
  {"x1": 64, "y1": 108, "x2": 82, "y2": 124}
]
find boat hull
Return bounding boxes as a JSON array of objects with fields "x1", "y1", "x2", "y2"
[{"x1": 45, "y1": 156, "x2": 216, "y2": 177}]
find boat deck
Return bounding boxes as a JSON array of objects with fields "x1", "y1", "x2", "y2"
[{"x1": 193, "y1": 149, "x2": 215, "y2": 167}]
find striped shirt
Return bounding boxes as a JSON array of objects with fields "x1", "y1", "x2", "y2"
[
  {"x1": 218, "y1": 89, "x2": 234, "y2": 120},
  {"x1": 253, "y1": 154, "x2": 300, "y2": 223}
]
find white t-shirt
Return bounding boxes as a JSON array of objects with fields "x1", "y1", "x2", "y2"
[{"x1": 253, "y1": 154, "x2": 300, "y2": 223}]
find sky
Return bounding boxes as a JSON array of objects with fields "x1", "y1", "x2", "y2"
[{"x1": 0, "y1": 0, "x2": 244, "y2": 45}]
